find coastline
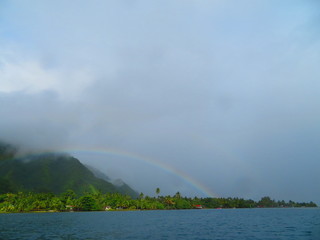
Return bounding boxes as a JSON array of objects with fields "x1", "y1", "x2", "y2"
[{"x1": 1, "y1": 206, "x2": 319, "y2": 214}]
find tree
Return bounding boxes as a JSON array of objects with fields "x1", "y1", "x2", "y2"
[
  {"x1": 174, "y1": 192, "x2": 181, "y2": 199},
  {"x1": 61, "y1": 190, "x2": 76, "y2": 203},
  {"x1": 79, "y1": 195, "x2": 98, "y2": 211},
  {"x1": 175, "y1": 199, "x2": 191, "y2": 209},
  {"x1": 156, "y1": 188, "x2": 160, "y2": 196},
  {"x1": 139, "y1": 192, "x2": 144, "y2": 199},
  {"x1": 258, "y1": 196, "x2": 275, "y2": 207}
]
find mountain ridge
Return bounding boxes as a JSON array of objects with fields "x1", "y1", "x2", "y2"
[{"x1": 0, "y1": 141, "x2": 138, "y2": 197}]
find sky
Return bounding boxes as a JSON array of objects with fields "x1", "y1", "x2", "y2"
[{"x1": 0, "y1": 0, "x2": 320, "y2": 203}]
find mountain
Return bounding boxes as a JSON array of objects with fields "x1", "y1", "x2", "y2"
[
  {"x1": 0, "y1": 142, "x2": 138, "y2": 197},
  {"x1": 86, "y1": 165, "x2": 139, "y2": 197}
]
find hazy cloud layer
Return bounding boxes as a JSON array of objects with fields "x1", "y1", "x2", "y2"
[{"x1": 1, "y1": 0, "x2": 320, "y2": 202}]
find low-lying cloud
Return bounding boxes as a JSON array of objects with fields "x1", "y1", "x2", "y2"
[{"x1": 0, "y1": 0, "x2": 320, "y2": 202}]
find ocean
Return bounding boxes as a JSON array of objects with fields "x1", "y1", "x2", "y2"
[{"x1": 0, "y1": 208, "x2": 319, "y2": 240}]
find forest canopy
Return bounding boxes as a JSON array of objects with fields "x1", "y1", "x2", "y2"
[{"x1": 0, "y1": 191, "x2": 317, "y2": 213}]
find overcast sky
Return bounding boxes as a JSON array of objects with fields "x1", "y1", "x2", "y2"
[{"x1": 1, "y1": 0, "x2": 319, "y2": 202}]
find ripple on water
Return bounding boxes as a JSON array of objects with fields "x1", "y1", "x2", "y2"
[{"x1": 0, "y1": 209, "x2": 319, "y2": 240}]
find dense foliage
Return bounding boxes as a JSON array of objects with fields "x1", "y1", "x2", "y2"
[{"x1": 0, "y1": 190, "x2": 317, "y2": 213}]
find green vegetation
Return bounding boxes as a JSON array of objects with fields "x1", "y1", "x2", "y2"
[
  {"x1": 0, "y1": 190, "x2": 317, "y2": 213},
  {"x1": 0, "y1": 142, "x2": 317, "y2": 213},
  {"x1": 0, "y1": 142, "x2": 138, "y2": 198}
]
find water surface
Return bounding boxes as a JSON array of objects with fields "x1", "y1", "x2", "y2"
[{"x1": 1, "y1": 208, "x2": 319, "y2": 240}]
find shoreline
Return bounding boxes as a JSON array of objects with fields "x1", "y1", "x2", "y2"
[{"x1": 1, "y1": 207, "x2": 319, "y2": 214}]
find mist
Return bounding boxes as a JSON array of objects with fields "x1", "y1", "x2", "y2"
[{"x1": 1, "y1": 0, "x2": 320, "y2": 202}]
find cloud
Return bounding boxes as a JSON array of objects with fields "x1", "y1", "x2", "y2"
[
  {"x1": 0, "y1": 49, "x2": 94, "y2": 99},
  {"x1": 0, "y1": 89, "x2": 82, "y2": 151},
  {"x1": 0, "y1": 0, "x2": 320, "y2": 202}
]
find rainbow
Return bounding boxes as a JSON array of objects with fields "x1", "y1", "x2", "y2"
[{"x1": 63, "y1": 147, "x2": 217, "y2": 198}]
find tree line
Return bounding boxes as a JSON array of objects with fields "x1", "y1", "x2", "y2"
[{"x1": 0, "y1": 190, "x2": 317, "y2": 213}]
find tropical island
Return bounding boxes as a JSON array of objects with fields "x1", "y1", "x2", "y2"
[
  {"x1": 0, "y1": 190, "x2": 318, "y2": 213},
  {"x1": 0, "y1": 141, "x2": 317, "y2": 213}
]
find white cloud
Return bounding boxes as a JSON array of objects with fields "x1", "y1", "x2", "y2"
[{"x1": 0, "y1": 49, "x2": 93, "y2": 99}]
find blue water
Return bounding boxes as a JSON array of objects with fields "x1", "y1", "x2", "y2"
[{"x1": 0, "y1": 208, "x2": 319, "y2": 240}]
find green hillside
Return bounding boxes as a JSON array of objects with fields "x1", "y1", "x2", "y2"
[
  {"x1": 87, "y1": 165, "x2": 138, "y2": 197},
  {"x1": 0, "y1": 142, "x2": 138, "y2": 197}
]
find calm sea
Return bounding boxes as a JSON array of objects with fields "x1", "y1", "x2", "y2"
[{"x1": 0, "y1": 208, "x2": 319, "y2": 240}]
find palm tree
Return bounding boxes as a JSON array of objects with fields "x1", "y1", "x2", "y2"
[
  {"x1": 139, "y1": 192, "x2": 144, "y2": 199},
  {"x1": 156, "y1": 188, "x2": 160, "y2": 196},
  {"x1": 174, "y1": 192, "x2": 181, "y2": 199}
]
